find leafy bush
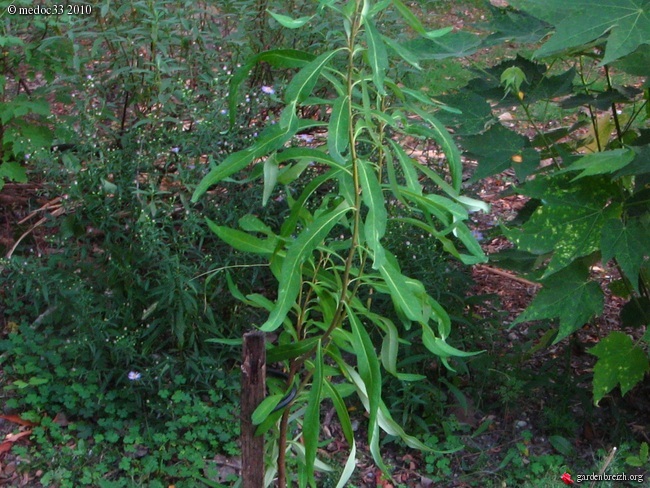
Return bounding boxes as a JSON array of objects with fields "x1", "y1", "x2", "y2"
[
  {"x1": 439, "y1": 0, "x2": 650, "y2": 405},
  {"x1": 191, "y1": 0, "x2": 490, "y2": 485}
]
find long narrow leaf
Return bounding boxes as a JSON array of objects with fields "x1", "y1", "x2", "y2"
[
  {"x1": 389, "y1": 140, "x2": 422, "y2": 195},
  {"x1": 328, "y1": 95, "x2": 350, "y2": 161},
  {"x1": 378, "y1": 257, "x2": 422, "y2": 322},
  {"x1": 358, "y1": 160, "x2": 387, "y2": 268},
  {"x1": 206, "y1": 219, "x2": 276, "y2": 255},
  {"x1": 267, "y1": 10, "x2": 314, "y2": 29},
  {"x1": 280, "y1": 168, "x2": 342, "y2": 237},
  {"x1": 347, "y1": 306, "x2": 385, "y2": 473},
  {"x1": 262, "y1": 202, "x2": 352, "y2": 331},
  {"x1": 263, "y1": 154, "x2": 279, "y2": 206},
  {"x1": 285, "y1": 49, "x2": 343, "y2": 105},
  {"x1": 276, "y1": 147, "x2": 352, "y2": 175},
  {"x1": 192, "y1": 123, "x2": 296, "y2": 202},
  {"x1": 364, "y1": 19, "x2": 388, "y2": 95},
  {"x1": 408, "y1": 105, "x2": 462, "y2": 191},
  {"x1": 302, "y1": 341, "x2": 324, "y2": 487}
]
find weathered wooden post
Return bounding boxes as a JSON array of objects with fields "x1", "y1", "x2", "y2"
[{"x1": 241, "y1": 331, "x2": 266, "y2": 487}]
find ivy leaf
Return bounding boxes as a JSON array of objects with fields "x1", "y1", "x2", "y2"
[
  {"x1": 601, "y1": 218, "x2": 649, "y2": 293},
  {"x1": 512, "y1": 262, "x2": 604, "y2": 343},
  {"x1": 589, "y1": 331, "x2": 650, "y2": 405},
  {"x1": 509, "y1": 0, "x2": 650, "y2": 65}
]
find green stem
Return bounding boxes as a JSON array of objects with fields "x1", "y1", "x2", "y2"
[{"x1": 276, "y1": 4, "x2": 365, "y2": 486}]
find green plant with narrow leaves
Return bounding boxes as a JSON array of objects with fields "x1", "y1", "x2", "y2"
[
  {"x1": 439, "y1": 0, "x2": 650, "y2": 406},
  {"x1": 192, "y1": 0, "x2": 488, "y2": 485}
]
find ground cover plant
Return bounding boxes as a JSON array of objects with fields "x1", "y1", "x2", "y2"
[{"x1": 0, "y1": 0, "x2": 648, "y2": 486}]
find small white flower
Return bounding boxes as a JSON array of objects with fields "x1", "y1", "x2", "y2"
[
  {"x1": 261, "y1": 85, "x2": 275, "y2": 95},
  {"x1": 170, "y1": 147, "x2": 180, "y2": 154},
  {"x1": 220, "y1": 109, "x2": 228, "y2": 115},
  {"x1": 128, "y1": 371, "x2": 142, "y2": 381}
]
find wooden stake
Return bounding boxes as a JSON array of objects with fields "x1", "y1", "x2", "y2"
[{"x1": 241, "y1": 331, "x2": 266, "y2": 487}]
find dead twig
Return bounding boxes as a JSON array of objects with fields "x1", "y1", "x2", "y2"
[{"x1": 474, "y1": 264, "x2": 540, "y2": 288}]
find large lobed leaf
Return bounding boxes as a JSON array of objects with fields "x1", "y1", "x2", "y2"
[
  {"x1": 511, "y1": 262, "x2": 604, "y2": 343},
  {"x1": 589, "y1": 331, "x2": 650, "y2": 405},
  {"x1": 601, "y1": 218, "x2": 649, "y2": 293},
  {"x1": 509, "y1": 0, "x2": 650, "y2": 65},
  {"x1": 506, "y1": 175, "x2": 622, "y2": 277}
]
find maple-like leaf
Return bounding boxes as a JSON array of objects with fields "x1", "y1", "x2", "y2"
[
  {"x1": 511, "y1": 262, "x2": 603, "y2": 343},
  {"x1": 510, "y1": 0, "x2": 650, "y2": 65},
  {"x1": 589, "y1": 331, "x2": 650, "y2": 405},
  {"x1": 506, "y1": 176, "x2": 622, "y2": 277},
  {"x1": 601, "y1": 218, "x2": 649, "y2": 293}
]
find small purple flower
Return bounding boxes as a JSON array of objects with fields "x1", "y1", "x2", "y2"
[
  {"x1": 261, "y1": 85, "x2": 275, "y2": 95},
  {"x1": 128, "y1": 371, "x2": 142, "y2": 381},
  {"x1": 170, "y1": 147, "x2": 180, "y2": 154},
  {"x1": 471, "y1": 230, "x2": 484, "y2": 242}
]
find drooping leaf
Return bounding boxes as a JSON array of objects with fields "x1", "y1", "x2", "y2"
[
  {"x1": 436, "y1": 91, "x2": 494, "y2": 136},
  {"x1": 322, "y1": 380, "x2": 357, "y2": 487},
  {"x1": 285, "y1": 49, "x2": 342, "y2": 105},
  {"x1": 389, "y1": 140, "x2": 422, "y2": 195},
  {"x1": 348, "y1": 307, "x2": 382, "y2": 470},
  {"x1": 0, "y1": 162, "x2": 27, "y2": 185},
  {"x1": 378, "y1": 257, "x2": 423, "y2": 322},
  {"x1": 328, "y1": 95, "x2": 350, "y2": 161},
  {"x1": 589, "y1": 331, "x2": 650, "y2": 405},
  {"x1": 262, "y1": 202, "x2": 351, "y2": 332},
  {"x1": 302, "y1": 341, "x2": 323, "y2": 486},
  {"x1": 601, "y1": 218, "x2": 649, "y2": 293},
  {"x1": 276, "y1": 147, "x2": 352, "y2": 176},
  {"x1": 380, "y1": 318, "x2": 399, "y2": 375},
  {"x1": 192, "y1": 122, "x2": 297, "y2": 202},
  {"x1": 613, "y1": 44, "x2": 650, "y2": 77},
  {"x1": 509, "y1": 0, "x2": 650, "y2": 65},
  {"x1": 262, "y1": 154, "x2": 279, "y2": 206},
  {"x1": 364, "y1": 18, "x2": 389, "y2": 95},
  {"x1": 512, "y1": 261, "x2": 604, "y2": 343},
  {"x1": 267, "y1": 10, "x2": 314, "y2": 29},
  {"x1": 382, "y1": 35, "x2": 421, "y2": 69},
  {"x1": 407, "y1": 106, "x2": 463, "y2": 191},
  {"x1": 481, "y1": 3, "x2": 552, "y2": 45},
  {"x1": 358, "y1": 160, "x2": 387, "y2": 268},
  {"x1": 266, "y1": 337, "x2": 320, "y2": 363},
  {"x1": 238, "y1": 214, "x2": 275, "y2": 236}
]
